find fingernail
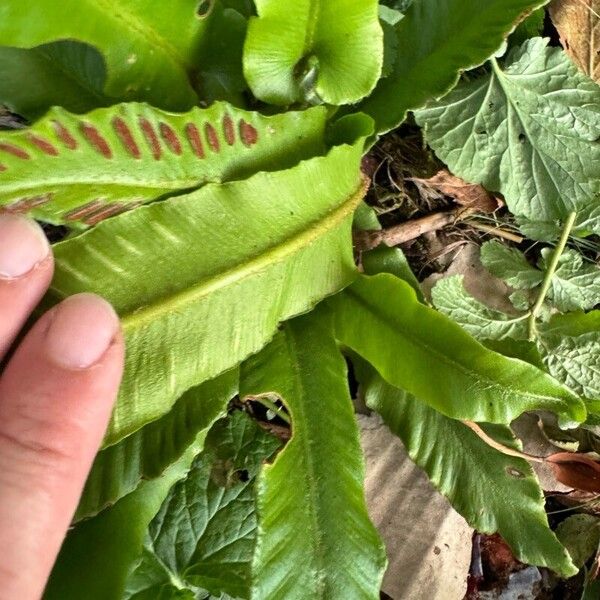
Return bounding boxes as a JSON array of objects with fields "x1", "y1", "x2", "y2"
[
  {"x1": 0, "y1": 214, "x2": 50, "y2": 279},
  {"x1": 44, "y1": 294, "x2": 120, "y2": 369}
]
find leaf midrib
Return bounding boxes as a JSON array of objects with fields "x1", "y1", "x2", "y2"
[
  {"x1": 92, "y1": 0, "x2": 188, "y2": 71},
  {"x1": 346, "y1": 281, "x2": 577, "y2": 417},
  {"x1": 118, "y1": 179, "x2": 366, "y2": 333}
]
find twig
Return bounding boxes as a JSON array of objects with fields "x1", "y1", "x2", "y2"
[
  {"x1": 527, "y1": 211, "x2": 577, "y2": 340},
  {"x1": 465, "y1": 220, "x2": 524, "y2": 244},
  {"x1": 463, "y1": 421, "x2": 544, "y2": 463},
  {"x1": 354, "y1": 206, "x2": 476, "y2": 251}
]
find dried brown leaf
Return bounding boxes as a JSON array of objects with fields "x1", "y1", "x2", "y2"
[
  {"x1": 549, "y1": 0, "x2": 600, "y2": 82},
  {"x1": 547, "y1": 452, "x2": 600, "y2": 493},
  {"x1": 412, "y1": 170, "x2": 501, "y2": 212}
]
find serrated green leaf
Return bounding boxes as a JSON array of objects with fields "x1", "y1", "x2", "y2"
[
  {"x1": 76, "y1": 371, "x2": 237, "y2": 521},
  {"x1": 48, "y1": 141, "x2": 366, "y2": 446},
  {"x1": 540, "y1": 249, "x2": 600, "y2": 312},
  {"x1": 540, "y1": 332, "x2": 600, "y2": 401},
  {"x1": 357, "y1": 0, "x2": 548, "y2": 133},
  {"x1": 0, "y1": 41, "x2": 110, "y2": 120},
  {"x1": 480, "y1": 240, "x2": 544, "y2": 289},
  {"x1": 45, "y1": 435, "x2": 206, "y2": 600},
  {"x1": 125, "y1": 412, "x2": 280, "y2": 600},
  {"x1": 0, "y1": 0, "x2": 210, "y2": 111},
  {"x1": 240, "y1": 312, "x2": 386, "y2": 599},
  {"x1": 556, "y1": 515, "x2": 600, "y2": 568},
  {"x1": 417, "y1": 38, "x2": 600, "y2": 236},
  {"x1": 243, "y1": 0, "x2": 383, "y2": 105},
  {"x1": 0, "y1": 102, "x2": 329, "y2": 226},
  {"x1": 328, "y1": 273, "x2": 585, "y2": 426},
  {"x1": 432, "y1": 275, "x2": 529, "y2": 340},
  {"x1": 358, "y1": 365, "x2": 577, "y2": 578}
]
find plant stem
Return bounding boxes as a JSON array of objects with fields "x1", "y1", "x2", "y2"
[
  {"x1": 527, "y1": 211, "x2": 577, "y2": 341},
  {"x1": 247, "y1": 395, "x2": 291, "y2": 425}
]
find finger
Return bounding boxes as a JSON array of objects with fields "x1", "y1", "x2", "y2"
[
  {"x1": 0, "y1": 293, "x2": 124, "y2": 600},
  {"x1": 0, "y1": 214, "x2": 54, "y2": 361}
]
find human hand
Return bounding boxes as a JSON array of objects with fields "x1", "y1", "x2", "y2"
[{"x1": 0, "y1": 214, "x2": 124, "y2": 599}]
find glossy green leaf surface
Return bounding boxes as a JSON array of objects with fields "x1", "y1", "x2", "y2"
[
  {"x1": 0, "y1": 102, "x2": 328, "y2": 225},
  {"x1": 48, "y1": 142, "x2": 366, "y2": 446},
  {"x1": 240, "y1": 313, "x2": 386, "y2": 599},
  {"x1": 359, "y1": 366, "x2": 577, "y2": 577},
  {"x1": 76, "y1": 372, "x2": 237, "y2": 521},
  {"x1": 358, "y1": 0, "x2": 548, "y2": 132},
  {"x1": 0, "y1": 41, "x2": 110, "y2": 119},
  {"x1": 416, "y1": 38, "x2": 600, "y2": 236},
  {"x1": 244, "y1": 0, "x2": 383, "y2": 105},
  {"x1": 329, "y1": 274, "x2": 585, "y2": 426},
  {"x1": 125, "y1": 412, "x2": 280, "y2": 599},
  {"x1": 45, "y1": 437, "x2": 206, "y2": 600},
  {"x1": 0, "y1": 0, "x2": 210, "y2": 110}
]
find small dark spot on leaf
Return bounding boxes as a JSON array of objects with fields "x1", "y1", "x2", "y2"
[
  {"x1": 476, "y1": 129, "x2": 487, "y2": 136},
  {"x1": 237, "y1": 469, "x2": 249, "y2": 482},
  {"x1": 196, "y1": 0, "x2": 213, "y2": 17},
  {"x1": 518, "y1": 133, "x2": 526, "y2": 144}
]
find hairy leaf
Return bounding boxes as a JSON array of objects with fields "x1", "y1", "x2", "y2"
[
  {"x1": 417, "y1": 38, "x2": 600, "y2": 236},
  {"x1": 540, "y1": 249, "x2": 600, "y2": 312},
  {"x1": 76, "y1": 372, "x2": 237, "y2": 521},
  {"x1": 48, "y1": 142, "x2": 366, "y2": 446},
  {"x1": 432, "y1": 275, "x2": 529, "y2": 340},
  {"x1": 0, "y1": 0, "x2": 211, "y2": 110},
  {"x1": 329, "y1": 274, "x2": 585, "y2": 426},
  {"x1": 45, "y1": 436, "x2": 206, "y2": 600},
  {"x1": 244, "y1": 0, "x2": 383, "y2": 105},
  {"x1": 0, "y1": 102, "x2": 329, "y2": 226},
  {"x1": 357, "y1": 0, "x2": 548, "y2": 132},
  {"x1": 480, "y1": 241, "x2": 544, "y2": 289},
  {"x1": 240, "y1": 312, "x2": 386, "y2": 599},
  {"x1": 359, "y1": 366, "x2": 578, "y2": 578},
  {"x1": 125, "y1": 412, "x2": 280, "y2": 599},
  {"x1": 0, "y1": 42, "x2": 110, "y2": 120},
  {"x1": 540, "y1": 328, "x2": 600, "y2": 401}
]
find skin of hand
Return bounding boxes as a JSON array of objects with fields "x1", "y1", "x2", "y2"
[{"x1": 0, "y1": 214, "x2": 125, "y2": 599}]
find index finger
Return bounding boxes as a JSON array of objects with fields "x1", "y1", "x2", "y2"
[{"x1": 0, "y1": 214, "x2": 54, "y2": 361}]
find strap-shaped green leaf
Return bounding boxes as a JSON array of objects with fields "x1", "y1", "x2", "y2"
[
  {"x1": 0, "y1": 102, "x2": 328, "y2": 226},
  {"x1": 328, "y1": 273, "x2": 585, "y2": 427},
  {"x1": 359, "y1": 364, "x2": 577, "y2": 578},
  {"x1": 357, "y1": 0, "x2": 548, "y2": 133},
  {"x1": 76, "y1": 371, "x2": 237, "y2": 521},
  {"x1": 240, "y1": 312, "x2": 386, "y2": 599},
  {"x1": 48, "y1": 142, "x2": 366, "y2": 446},
  {"x1": 0, "y1": 0, "x2": 210, "y2": 110},
  {"x1": 0, "y1": 42, "x2": 110, "y2": 120},
  {"x1": 244, "y1": 0, "x2": 383, "y2": 105}
]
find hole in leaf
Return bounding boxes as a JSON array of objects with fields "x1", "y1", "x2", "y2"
[
  {"x1": 237, "y1": 469, "x2": 249, "y2": 483},
  {"x1": 518, "y1": 133, "x2": 526, "y2": 144},
  {"x1": 196, "y1": 0, "x2": 213, "y2": 17}
]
